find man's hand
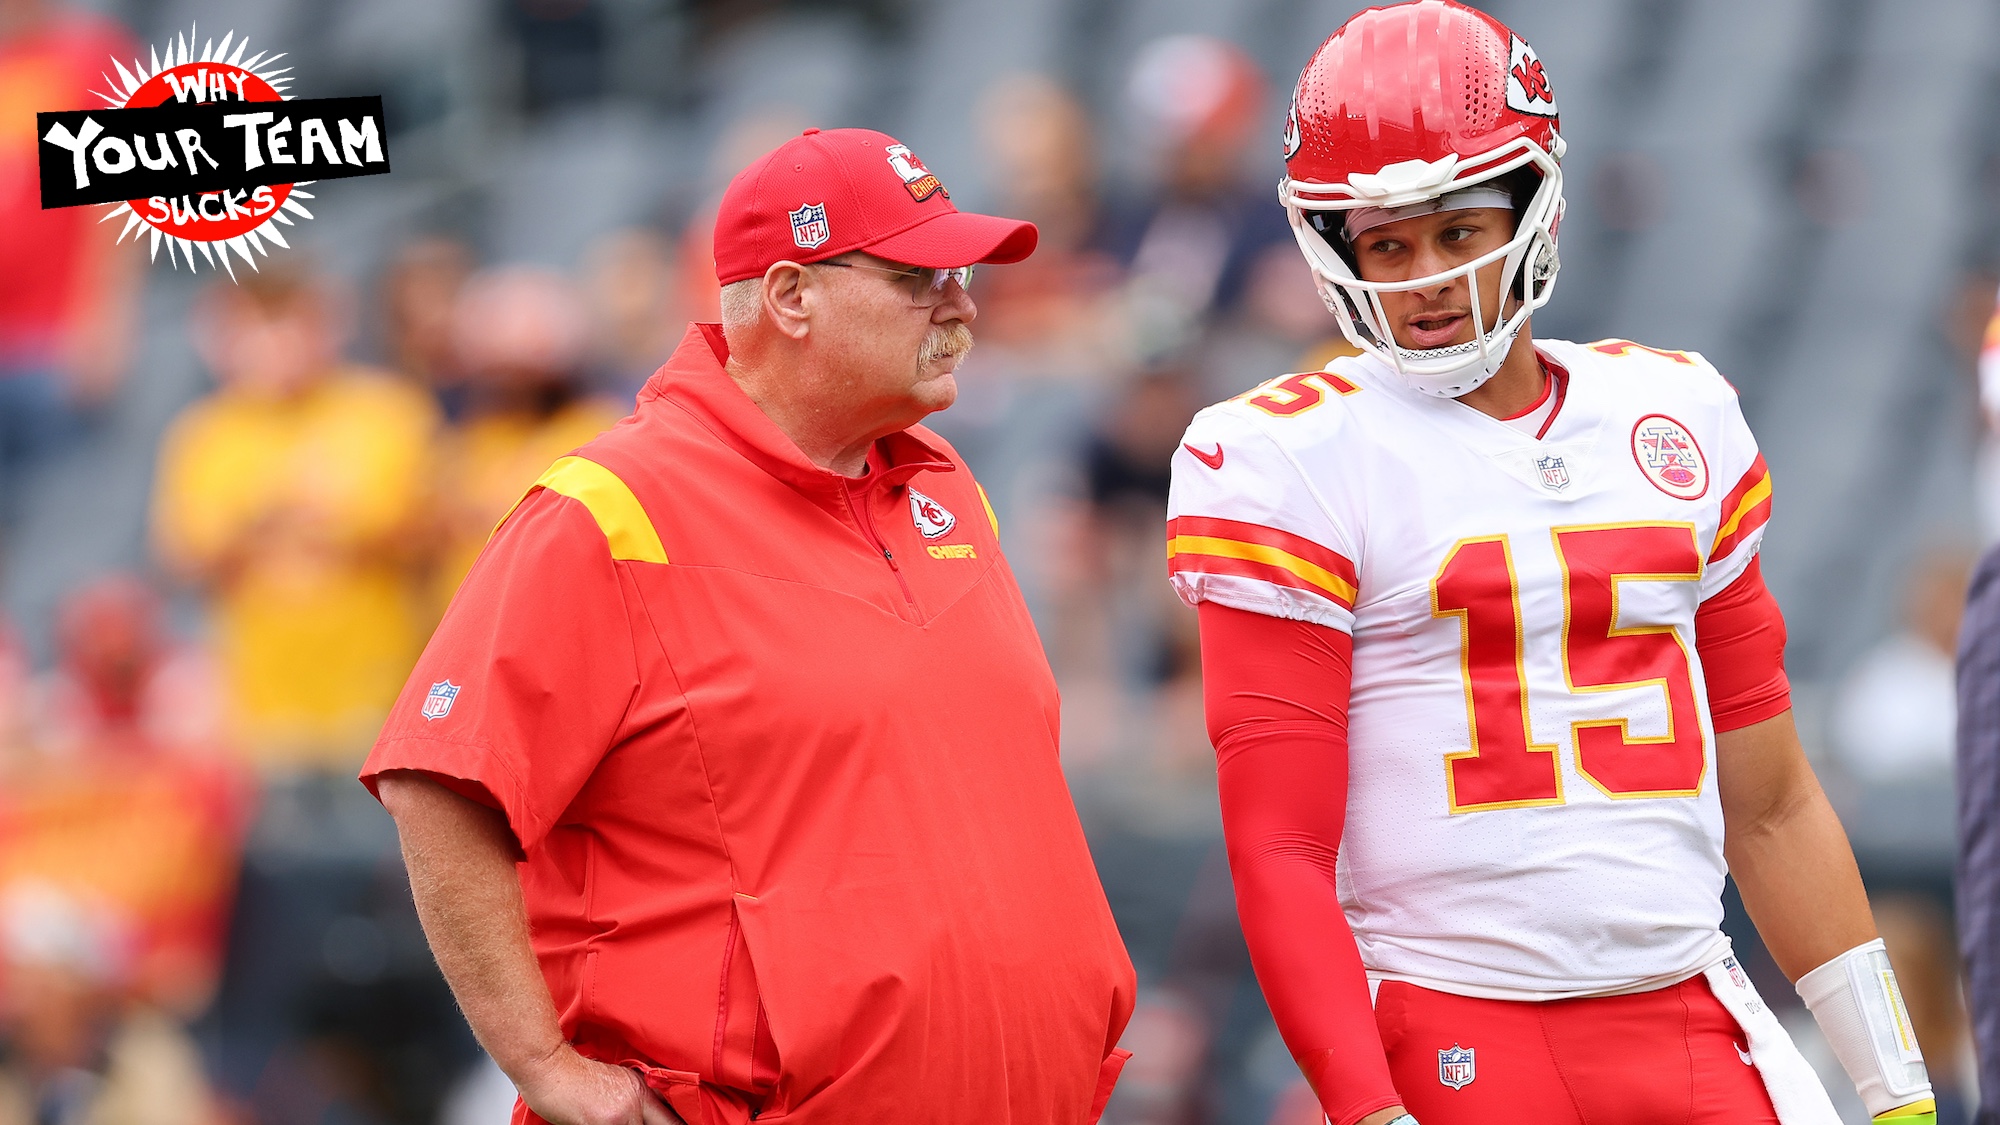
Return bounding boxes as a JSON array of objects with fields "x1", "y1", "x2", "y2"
[
  {"x1": 376, "y1": 773, "x2": 689, "y2": 1125},
  {"x1": 514, "y1": 1044, "x2": 686, "y2": 1125}
]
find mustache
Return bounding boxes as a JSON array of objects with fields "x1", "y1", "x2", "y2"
[{"x1": 918, "y1": 322, "x2": 974, "y2": 367}]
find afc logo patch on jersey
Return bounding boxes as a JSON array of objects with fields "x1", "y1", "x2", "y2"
[
  {"x1": 1438, "y1": 1044, "x2": 1476, "y2": 1089},
  {"x1": 909, "y1": 488, "x2": 956, "y2": 539},
  {"x1": 1631, "y1": 414, "x2": 1710, "y2": 499},
  {"x1": 1506, "y1": 36, "x2": 1558, "y2": 118},
  {"x1": 789, "y1": 202, "x2": 830, "y2": 250},
  {"x1": 422, "y1": 680, "x2": 461, "y2": 721}
]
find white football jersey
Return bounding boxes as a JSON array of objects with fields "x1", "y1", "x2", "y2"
[{"x1": 1169, "y1": 339, "x2": 1776, "y2": 999}]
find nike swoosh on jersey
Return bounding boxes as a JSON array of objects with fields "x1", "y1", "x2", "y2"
[
  {"x1": 1184, "y1": 443, "x2": 1225, "y2": 469},
  {"x1": 1736, "y1": 1042, "x2": 1753, "y2": 1065}
]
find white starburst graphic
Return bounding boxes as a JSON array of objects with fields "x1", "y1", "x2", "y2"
[{"x1": 91, "y1": 25, "x2": 316, "y2": 278}]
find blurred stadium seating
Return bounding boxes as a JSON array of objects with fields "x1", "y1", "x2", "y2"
[{"x1": 0, "y1": 0, "x2": 1991, "y2": 1121}]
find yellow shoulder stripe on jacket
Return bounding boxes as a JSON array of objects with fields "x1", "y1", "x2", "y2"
[
  {"x1": 976, "y1": 482, "x2": 1000, "y2": 537},
  {"x1": 499, "y1": 456, "x2": 667, "y2": 563}
]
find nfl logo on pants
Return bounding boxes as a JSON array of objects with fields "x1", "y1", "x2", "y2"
[{"x1": 1438, "y1": 1044, "x2": 1475, "y2": 1090}]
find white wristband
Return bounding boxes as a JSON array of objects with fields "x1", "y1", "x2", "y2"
[{"x1": 1795, "y1": 939, "x2": 1932, "y2": 1115}]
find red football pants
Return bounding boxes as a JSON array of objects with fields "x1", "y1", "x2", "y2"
[{"x1": 1373, "y1": 976, "x2": 1781, "y2": 1124}]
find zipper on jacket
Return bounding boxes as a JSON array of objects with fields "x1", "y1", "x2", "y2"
[{"x1": 848, "y1": 488, "x2": 917, "y2": 606}]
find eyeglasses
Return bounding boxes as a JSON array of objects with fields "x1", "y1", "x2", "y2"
[{"x1": 817, "y1": 259, "x2": 974, "y2": 305}]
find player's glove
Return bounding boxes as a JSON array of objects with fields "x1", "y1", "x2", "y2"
[{"x1": 1796, "y1": 939, "x2": 1934, "y2": 1122}]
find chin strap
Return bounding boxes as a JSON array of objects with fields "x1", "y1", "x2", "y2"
[{"x1": 1796, "y1": 939, "x2": 1935, "y2": 1120}]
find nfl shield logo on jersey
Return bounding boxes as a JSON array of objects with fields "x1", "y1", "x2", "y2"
[
  {"x1": 1438, "y1": 1044, "x2": 1475, "y2": 1090},
  {"x1": 422, "y1": 680, "x2": 461, "y2": 721},
  {"x1": 909, "y1": 489, "x2": 956, "y2": 539},
  {"x1": 789, "y1": 202, "x2": 830, "y2": 250},
  {"x1": 1536, "y1": 454, "x2": 1570, "y2": 491},
  {"x1": 1725, "y1": 956, "x2": 1749, "y2": 990}
]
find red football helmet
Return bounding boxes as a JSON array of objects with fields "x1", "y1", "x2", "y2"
[{"x1": 1280, "y1": 0, "x2": 1566, "y2": 396}]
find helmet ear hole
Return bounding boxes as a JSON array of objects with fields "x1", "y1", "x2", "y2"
[{"x1": 1305, "y1": 209, "x2": 1360, "y2": 273}]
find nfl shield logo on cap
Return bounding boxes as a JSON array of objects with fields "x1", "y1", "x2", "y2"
[
  {"x1": 1438, "y1": 1044, "x2": 1475, "y2": 1089},
  {"x1": 422, "y1": 680, "x2": 461, "y2": 721},
  {"x1": 789, "y1": 202, "x2": 830, "y2": 250}
]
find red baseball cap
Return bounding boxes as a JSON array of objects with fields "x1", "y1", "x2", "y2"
[{"x1": 712, "y1": 128, "x2": 1038, "y2": 285}]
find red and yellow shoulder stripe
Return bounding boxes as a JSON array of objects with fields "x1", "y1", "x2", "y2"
[
  {"x1": 1166, "y1": 515, "x2": 1357, "y2": 611},
  {"x1": 1709, "y1": 454, "x2": 1772, "y2": 563},
  {"x1": 493, "y1": 456, "x2": 669, "y2": 563}
]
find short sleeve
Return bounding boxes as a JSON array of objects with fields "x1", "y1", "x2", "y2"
[
  {"x1": 1702, "y1": 394, "x2": 1773, "y2": 598},
  {"x1": 1167, "y1": 404, "x2": 1361, "y2": 633},
  {"x1": 360, "y1": 487, "x2": 641, "y2": 852}
]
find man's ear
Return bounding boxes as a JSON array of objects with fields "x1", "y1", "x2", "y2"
[{"x1": 762, "y1": 262, "x2": 811, "y2": 341}]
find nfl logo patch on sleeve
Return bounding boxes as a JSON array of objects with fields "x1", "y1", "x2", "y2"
[
  {"x1": 1438, "y1": 1044, "x2": 1475, "y2": 1089},
  {"x1": 422, "y1": 680, "x2": 461, "y2": 721}
]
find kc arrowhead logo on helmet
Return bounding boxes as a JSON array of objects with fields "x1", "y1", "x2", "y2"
[{"x1": 1506, "y1": 36, "x2": 1559, "y2": 117}]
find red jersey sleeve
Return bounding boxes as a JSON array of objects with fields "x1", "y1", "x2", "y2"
[
  {"x1": 361, "y1": 488, "x2": 642, "y2": 852},
  {"x1": 1198, "y1": 602, "x2": 1400, "y2": 1125},
  {"x1": 1694, "y1": 556, "x2": 1792, "y2": 732}
]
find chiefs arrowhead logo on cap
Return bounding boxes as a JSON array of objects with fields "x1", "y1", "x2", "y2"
[{"x1": 884, "y1": 143, "x2": 947, "y2": 202}]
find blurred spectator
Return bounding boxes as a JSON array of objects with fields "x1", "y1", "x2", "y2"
[
  {"x1": 1110, "y1": 35, "x2": 1289, "y2": 362},
  {"x1": 1105, "y1": 987, "x2": 1209, "y2": 1125},
  {"x1": 580, "y1": 227, "x2": 684, "y2": 399},
  {"x1": 1081, "y1": 368, "x2": 1203, "y2": 685},
  {"x1": 676, "y1": 110, "x2": 813, "y2": 328},
  {"x1": 933, "y1": 74, "x2": 1130, "y2": 633},
  {"x1": 0, "y1": 0, "x2": 141, "y2": 541},
  {"x1": 1975, "y1": 283, "x2": 2000, "y2": 541},
  {"x1": 0, "y1": 884, "x2": 223, "y2": 1125},
  {"x1": 1833, "y1": 548, "x2": 1975, "y2": 782},
  {"x1": 501, "y1": 0, "x2": 607, "y2": 116},
  {"x1": 0, "y1": 620, "x2": 26, "y2": 765},
  {"x1": 0, "y1": 576, "x2": 248, "y2": 1016},
  {"x1": 33, "y1": 575, "x2": 225, "y2": 759},
  {"x1": 1195, "y1": 242, "x2": 1354, "y2": 403},
  {"x1": 378, "y1": 236, "x2": 474, "y2": 406},
  {"x1": 968, "y1": 74, "x2": 1130, "y2": 379},
  {"x1": 1047, "y1": 368, "x2": 1206, "y2": 784},
  {"x1": 151, "y1": 264, "x2": 439, "y2": 771},
  {"x1": 428, "y1": 265, "x2": 623, "y2": 610},
  {"x1": 1261, "y1": 1080, "x2": 1323, "y2": 1125},
  {"x1": 1872, "y1": 893, "x2": 1975, "y2": 1123}
]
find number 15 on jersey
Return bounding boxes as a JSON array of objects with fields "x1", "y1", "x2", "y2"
[{"x1": 1431, "y1": 522, "x2": 1707, "y2": 814}]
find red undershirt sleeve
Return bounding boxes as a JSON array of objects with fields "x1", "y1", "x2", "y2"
[
  {"x1": 1197, "y1": 601, "x2": 1401, "y2": 1125},
  {"x1": 1694, "y1": 556, "x2": 1792, "y2": 732}
]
